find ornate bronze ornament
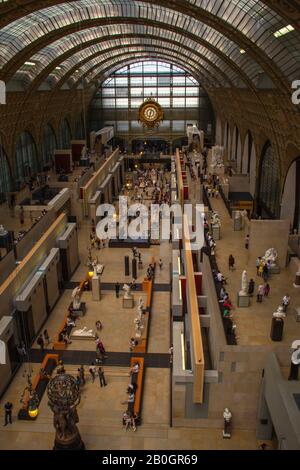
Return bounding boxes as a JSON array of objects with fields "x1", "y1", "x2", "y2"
[
  {"x1": 138, "y1": 98, "x2": 164, "y2": 129},
  {"x1": 47, "y1": 373, "x2": 85, "y2": 450}
]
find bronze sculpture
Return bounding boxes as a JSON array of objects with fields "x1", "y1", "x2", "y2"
[{"x1": 47, "y1": 373, "x2": 85, "y2": 450}]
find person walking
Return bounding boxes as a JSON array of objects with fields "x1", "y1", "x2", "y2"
[
  {"x1": 245, "y1": 234, "x2": 250, "y2": 249},
  {"x1": 98, "y1": 367, "x2": 107, "y2": 387},
  {"x1": 262, "y1": 264, "x2": 269, "y2": 283},
  {"x1": 89, "y1": 363, "x2": 96, "y2": 383},
  {"x1": 115, "y1": 282, "x2": 120, "y2": 298},
  {"x1": 256, "y1": 257, "x2": 261, "y2": 275},
  {"x1": 79, "y1": 365, "x2": 85, "y2": 385},
  {"x1": 43, "y1": 329, "x2": 50, "y2": 346},
  {"x1": 264, "y1": 283, "x2": 270, "y2": 297},
  {"x1": 257, "y1": 284, "x2": 264, "y2": 303},
  {"x1": 228, "y1": 255, "x2": 235, "y2": 271},
  {"x1": 159, "y1": 258, "x2": 163, "y2": 270},
  {"x1": 4, "y1": 402, "x2": 13, "y2": 426},
  {"x1": 258, "y1": 262, "x2": 264, "y2": 277},
  {"x1": 37, "y1": 334, "x2": 44, "y2": 352},
  {"x1": 248, "y1": 279, "x2": 255, "y2": 296}
]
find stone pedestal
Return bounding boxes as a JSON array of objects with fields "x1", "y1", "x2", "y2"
[
  {"x1": 233, "y1": 213, "x2": 242, "y2": 231},
  {"x1": 270, "y1": 264, "x2": 280, "y2": 274},
  {"x1": 293, "y1": 271, "x2": 300, "y2": 288},
  {"x1": 237, "y1": 292, "x2": 250, "y2": 307},
  {"x1": 212, "y1": 224, "x2": 220, "y2": 241},
  {"x1": 92, "y1": 274, "x2": 101, "y2": 301},
  {"x1": 123, "y1": 296, "x2": 134, "y2": 309},
  {"x1": 270, "y1": 317, "x2": 284, "y2": 342}
]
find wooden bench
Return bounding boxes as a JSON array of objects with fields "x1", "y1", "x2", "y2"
[
  {"x1": 127, "y1": 357, "x2": 145, "y2": 424},
  {"x1": 18, "y1": 354, "x2": 59, "y2": 420}
]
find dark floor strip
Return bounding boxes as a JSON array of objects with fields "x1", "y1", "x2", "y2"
[{"x1": 29, "y1": 349, "x2": 170, "y2": 369}]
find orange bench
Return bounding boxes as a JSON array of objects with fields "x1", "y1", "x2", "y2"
[{"x1": 31, "y1": 354, "x2": 59, "y2": 390}]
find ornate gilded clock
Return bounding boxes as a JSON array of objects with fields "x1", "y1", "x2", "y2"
[{"x1": 138, "y1": 98, "x2": 164, "y2": 129}]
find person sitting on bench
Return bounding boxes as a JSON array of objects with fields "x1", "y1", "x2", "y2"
[{"x1": 129, "y1": 362, "x2": 139, "y2": 376}]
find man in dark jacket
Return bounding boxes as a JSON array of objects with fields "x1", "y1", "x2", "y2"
[{"x1": 4, "y1": 402, "x2": 13, "y2": 426}]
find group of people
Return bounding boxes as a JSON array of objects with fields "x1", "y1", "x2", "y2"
[{"x1": 122, "y1": 362, "x2": 140, "y2": 431}]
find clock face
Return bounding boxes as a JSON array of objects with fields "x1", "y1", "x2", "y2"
[
  {"x1": 138, "y1": 99, "x2": 163, "y2": 128},
  {"x1": 144, "y1": 106, "x2": 158, "y2": 122}
]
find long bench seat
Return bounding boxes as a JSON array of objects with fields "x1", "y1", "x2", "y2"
[{"x1": 127, "y1": 357, "x2": 145, "y2": 424}]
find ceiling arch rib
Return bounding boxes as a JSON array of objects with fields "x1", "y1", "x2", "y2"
[
  {"x1": 66, "y1": 46, "x2": 222, "y2": 90},
  {"x1": 0, "y1": 1, "x2": 276, "y2": 89},
  {"x1": 0, "y1": 0, "x2": 299, "y2": 87},
  {"x1": 32, "y1": 38, "x2": 234, "y2": 91},
  {"x1": 13, "y1": 27, "x2": 242, "y2": 90}
]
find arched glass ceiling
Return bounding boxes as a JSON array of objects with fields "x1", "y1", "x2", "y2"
[
  {"x1": 75, "y1": 49, "x2": 216, "y2": 88},
  {"x1": 0, "y1": 0, "x2": 298, "y2": 90},
  {"x1": 14, "y1": 26, "x2": 246, "y2": 87},
  {"x1": 15, "y1": 37, "x2": 235, "y2": 89}
]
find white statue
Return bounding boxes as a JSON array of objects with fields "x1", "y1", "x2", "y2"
[
  {"x1": 134, "y1": 318, "x2": 144, "y2": 338},
  {"x1": 123, "y1": 284, "x2": 132, "y2": 299},
  {"x1": 137, "y1": 297, "x2": 144, "y2": 317},
  {"x1": 71, "y1": 286, "x2": 81, "y2": 310},
  {"x1": 211, "y1": 211, "x2": 221, "y2": 226},
  {"x1": 273, "y1": 305, "x2": 286, "y2": 319},
  {"x1": 73, "y1": 327, "x2": 94, "y2": 338},
  {"x1": 240, "y1": 270, "x2": 248, "y2": 296},
  {"x1": 263, "y1": 248, "x2": 278, "y2": 266}
]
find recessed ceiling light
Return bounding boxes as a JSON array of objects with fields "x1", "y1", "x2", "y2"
[
  {"x1": 55, "y1": 66, "x2": 62, "y2": 70},
  {"x1": 274, "y1": 25, "x2": 294, "y2": 38},
  {"x1": 24, "y1": 61, "x2": 36, "y2": 66},
  {"x1": 240, "y1": 49, "x2": 246, "y2": 54}
]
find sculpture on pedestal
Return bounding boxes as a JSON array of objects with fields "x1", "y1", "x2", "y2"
[
  {"x1": 211, "y1": 211, "x2": 221, "y2": 227},
  {"x1": 72, "y1": 327, "x2": 94, "y2": 338},
  {"x1": 47, "y1": 374, "x2": 85, "y2": 450},
  {"x1": 240, "y1": 270, "x2": 248, "y2": 296},
  {"x1": 223, "y1": 408, "x2": 232, "y2": 438},
  {"x1": 123, "y1": 284, "x2": 132, "y2": 299},
  {"x1": 273, "y1": 305, "x2": 286, "y2": 319},
  {"x1": 289, "y1": 341, "x2": 300, "y2": 381},
  {"x1": 263, "y1": 248, "x2": 278, "y2": 267},
  {"x1": 71, "y1": 287, "x2": 81, "y2": 310}
]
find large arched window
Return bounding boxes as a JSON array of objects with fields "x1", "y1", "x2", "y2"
[
  {"x1": 42, "y1": 124, "x2": 56, "y2": 167},
  {"x1": 60, "y1": 118, "x2": 72, "y2": 149},
  {"x1": 15, "y1": 131, "x2": 38, "y2": 181},
  {"x1": 258, "y1": 142, "x2": 281, "y2": 218},
  {"x1": 0, "y1": 145, "x2": 12, "y2": 201}
]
